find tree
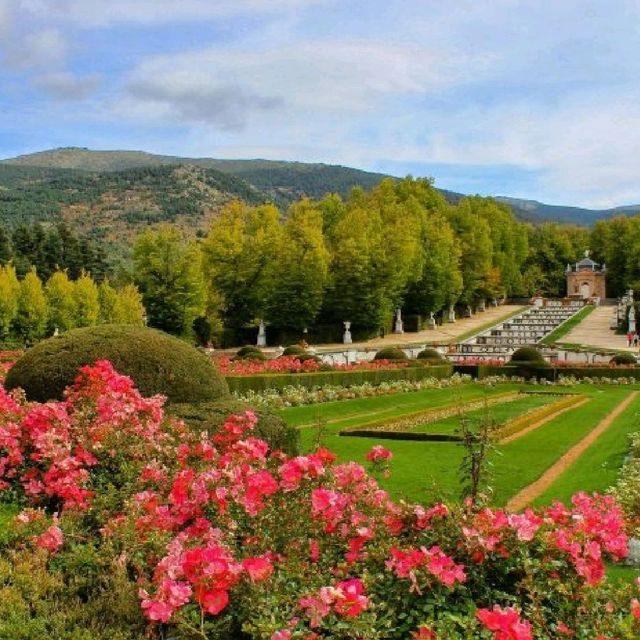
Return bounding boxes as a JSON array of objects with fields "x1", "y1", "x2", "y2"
[
  {"x1": 0, "y1": 227, "x2": 12, "y2": 265},
  {"x1": 446, "y1": 198, "x2": 493, "y2": 306},
  {"x1": 14, "y1": 268, "x2": 48, "y2": 344},
  {"x1": 45, "y1": 271, "x2": 76, "y2": 333},
  {"x1": 73, "y1": 272, "x2": 100, "y2": 328},
  {"x1": 0, "y1": 264, "x2": 19, "y2": 340},
  {"x1": 134, "y1": 226, "x2": 205, "y2": 336},
  {"x1": 114, "y1": 284, "x2": 146, "y2": 325},
  {"x1": 98, "y1": 279, "x2": 120, "y2": 324},
  {"x1": 405, "y1": 212, "x2": 462, "y2": 317},
  {"x1": 202, "y1": 202, "x2": 282, "y2": 328},
  {"x1": 267, "y1": 199, "x2": 330, "y2": 330}
]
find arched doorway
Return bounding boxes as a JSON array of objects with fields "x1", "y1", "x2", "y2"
[{"x1": 580, "y1": 282, "x2": 590, "y2": 299}]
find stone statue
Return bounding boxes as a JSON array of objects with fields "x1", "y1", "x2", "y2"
[
  {"x1": 629, "y1": 307, "x2": 636, "y2": 334},
  {"x1": 257, "y1": 321, "x2": 267, "y2": 347},
  {"x1": 427, "y1": 312, "x2": 436, "y2": 329},
  {"x1": 394, "y1": 308, "x2": 404, "y2": 334},
  {"x1": 343, "y1": 321, "x2": 352, "y2": 344},
  {"x1": 448, "y1": 305, "x2": 456, "y2": 323}
]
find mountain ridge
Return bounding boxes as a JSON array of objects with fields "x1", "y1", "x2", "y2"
[{"x1": 2, "y1": 147, "x2": 640, "y2": 225}]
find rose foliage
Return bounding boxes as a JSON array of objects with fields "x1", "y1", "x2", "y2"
[{"x1": 1, "y1": 361, "x2": 640, "y2": 639}]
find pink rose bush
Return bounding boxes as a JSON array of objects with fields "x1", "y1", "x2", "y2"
[{"x1": 1, "y1": 361, "x2": 640, "y2": 638}]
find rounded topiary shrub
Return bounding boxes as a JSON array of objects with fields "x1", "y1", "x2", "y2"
[
  {"x1": 4, "y1": 324, "x2": 229, "y2": 403},
  {"x1": 373, "y1": 347, "x2": 408, "y2": 361},
  {"x1": 611, "y1": 352, "x2": 637, "y2": 365},
  {"x1": 509, "y1": 346, "x2": 546, "y2": 364},
  {"x1": 282, "y1": 345, "x2": 308, "y2": 357},
  {"x1": 236, "y1": 345, "x2": 263, "y2": 357},
  {"x1": 417, "y1": 348, "x2": 444, "y2": 363},
  {"x1": 169, "y1": 399, "x2": 299, "y2": 456}
]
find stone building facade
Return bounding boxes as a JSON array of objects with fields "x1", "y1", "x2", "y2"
[{"x1": 566, "y1": 252, "x2": 606, "y2": 299}]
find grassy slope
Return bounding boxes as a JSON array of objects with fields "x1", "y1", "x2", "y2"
[
  {"x1": 540, "y1": 304, "x2": 595, "y2": 345},
  {"x1": 531, "y1": 391, "x2": 640, "y2": 506}
]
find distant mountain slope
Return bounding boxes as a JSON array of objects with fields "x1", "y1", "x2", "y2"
[
  {"x1": 0, "y1": 163, "x2": 268, "y2": 243},
  {"x1": 3, "y1": 147, "x2": 640, "y2": 225},
  {"x1": 495, "y1": 196, "x2": 640, "y2": 225}
]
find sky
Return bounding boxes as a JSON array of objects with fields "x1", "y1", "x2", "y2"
[{"x1": 1, "y1": 0, "x2": 640, "y2": 208}]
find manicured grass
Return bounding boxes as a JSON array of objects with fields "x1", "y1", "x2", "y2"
[
  {"x1": 280, "y1": 383, "x2": 520, "y2": 431},
  {"x1": 295, "y1": 385, "x2": 632, "y2": 506},
  {"x1": 411, "y1": 393, "x2": 559, "y2": 434},
  {"x1": 531, "y1": 392, "x2": 640, "y2": 506},
  {"x1": 606, "y1": 563, "x2": 640, "y2": 585},
  {"x1": 540, "y1": 305, "x2": 595, "y2": 345},
  {"x1": 491, "y1": 388, "x2": 631, "y2": 505}
]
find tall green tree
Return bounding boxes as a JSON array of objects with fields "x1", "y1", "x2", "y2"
[
  {"x1": 14, "y1": 268, "x2": 48, "y2": 344},
  {"x1": 114, "y1": 284, "x2": 146, "y2": 325},
  {"x1": 73, "y1": 272, "x2": 100, "y2": 328},
  {"x1": 202, "y1": 202, "x2": 282, "y2": 328},
  {"x1": 45, "y1": 270, "x2": 76, "y2": 333},
  {"x1": 405, "y1": 212, "x2": 462, "y2": 316},
  {"x1": 98, "y1": 279, "x2": 120, "y2": 324},
  {"x1": 134, "y1": 226, "x2": 205, "y2": 336},
  {"x1": 267, "y1": 199, "x2": 330, "y2": 330},
  {"x1": 0, "y1": 264, "x2": 19, "y2": 340}
]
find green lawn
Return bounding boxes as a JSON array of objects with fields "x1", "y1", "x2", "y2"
[
  {"x1": 281, "y1": 383, "x2": 520, "y2": 432},
  {"x1": 411, "y1": 393, "x2": 560, "y2": 434},
  {"x1": 285, "y1": 384, "x2": 635, "y2": 506},
  {"x1": 540, "y1": 304, "x2": 595, "y2": 345},
  {"x1": 531, "y1": 391, "x2": 640, "y2": 506}
]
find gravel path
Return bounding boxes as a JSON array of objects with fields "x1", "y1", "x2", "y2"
[
  {"x1": 505, "y1": 391, "x2": 639, "y2": 511},
  {"x1": 561, "y1": 305, "x2": 632, "y2": 351}
]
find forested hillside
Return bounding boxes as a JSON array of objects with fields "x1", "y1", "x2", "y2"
[{"x1": 4, "y1": 147, "x2": 639, "y2": 225}]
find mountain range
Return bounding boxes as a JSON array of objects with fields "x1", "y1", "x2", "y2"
[{"x1": 1, "y1": 147, "x2": 638, "y2": 235}]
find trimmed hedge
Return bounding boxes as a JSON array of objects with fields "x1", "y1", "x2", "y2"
[
  {"x1": 374, "y1": 347, "x2": 408, "y2": 361},
  {"x1": 454, "y1": 363, "x2": 640, "y2": 381},
  {"x1": 225, "y1": 364, "x2": 454, "y2": 394},
  {"x1": 510, "y1": 346, "x2": 547, "y2": 365},
  {"x1": 340, "y1": 430, "x2": 461, "y2": 442},
  {"x1": 169, "y1": 399, "x2": 299, "y2": 456},
  {"x1": 5, "y1": 325, "x2": 230, "y2": 403},
  {"x1": 282, "y1": 345, "x2": 308, "y2": 357},
  {"x1": 611, "y1": 353, "x2": 637, "y2": 365},
  {"x1": 417, "y1": 348, "x2": 444, "y2": 363}
]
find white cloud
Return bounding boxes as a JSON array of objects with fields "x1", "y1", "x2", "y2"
[
  {"x1": 118, "y1": 39, "x2": 492, "y2": 128},
  {"x1": 18, "y1": 0, "x2": 331, "y2": 27},
  {"x1": 33, "y1": 71, "x2": 100, "y2": 100},
  {"x1": 2, "y1": 27, "x2": 66, "y2": 69}
]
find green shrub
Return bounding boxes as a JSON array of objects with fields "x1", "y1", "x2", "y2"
[
  {"x1": 417, "y1": 348, "x2": 444, "y2": 363},
  {"x1": 225, "y1": 364, "x2": 454, "y2": 394},
  {"x1": 373, "y1": 347, "x2": 408, "y2": 361},
  {"x1": 282, "y1": 345, "x2": 308, "y2": 357},
  {"x1": 169, "y1": 399, "x2": 299, "y2": 456},
  {"x1": 510, "y1": 346, "x2": 546, "y2": 364},
  {"x1": 234, "y1": 344, "x2": 265, "y2": 360},
  {"x1": 610, "y1": 352, "x2": 637, "y2": 365},
  {"x1": 4, "y1": 325, "x2": 229, "y2": 403},
  {"x1": 298, "y1": 353, "x2": 321, "y2": 363}
]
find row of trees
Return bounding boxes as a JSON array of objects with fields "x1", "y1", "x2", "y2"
[
  {"x1": 131, "y1": 178, "x2": 591, "y2": 341},
  {"x1": 0, "y1": 266, "x2": 145, "y2": 345},
  {"x1": 0, "y1": 222, "x2": 110, "y2": 281}
]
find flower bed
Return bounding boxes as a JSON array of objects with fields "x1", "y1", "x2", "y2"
[
  {"x1": 216, "y1": 355, "x2": 409, "y2": 376},
  {"x1": 237, "y1": 374, "x2": 478, "y2": 409},
  {"x1": 1, "y1": 363, "x2": 640, "y2": 638}
]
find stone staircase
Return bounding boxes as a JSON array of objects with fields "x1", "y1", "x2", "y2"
[{"x1": 453, "y1": 301, "x2": 585, "y2": 361}]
